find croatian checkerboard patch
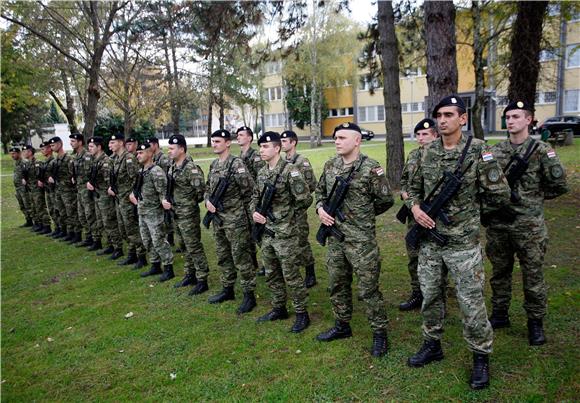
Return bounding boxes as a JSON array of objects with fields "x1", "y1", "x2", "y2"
[
  {"x1": 482, "y1": 152, "x2": 494, "y2": 162},
  {"x1": 547, "y1": 149, "x2": 556, "y2": 158}
]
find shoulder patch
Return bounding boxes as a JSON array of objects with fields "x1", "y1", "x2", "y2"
[
  {"x1": 254, "y1": 156, "x2": 262, "y2": 162},
  {"x1": 487, "y1": 167, "x2": 501, "y2": 183},
  {"x1": 290, "y1": 170, "x2": 300, "y2": 177},
  {"x1": 303, "y1": 161, "x2": 310, "y2": 167},
  {"x1": 372, "y1": 167, "x2": 385, "y2": 176},
  {"x1": 191, "y1": 167, "x2": 198, "y2": 174},
  {"x1": 237, "y1": 167, "x2": 246, "y2": 174},
  {"x1": 126, "y1": 158, "x2": 133, "y2": 163},
  {"x1": 482, "y1": 151, "x2": 494, "y2": 162},
  {"x1": 547, "y1": 149, "x2": 556, "y2": 158},
  {"x1": 550, "y1": 165, "x2": 563, "y2": 178}
]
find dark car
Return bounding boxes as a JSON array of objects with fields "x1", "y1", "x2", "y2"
[
  {"x1": 360, "y1": 128, "x2": 375, "y2": 140},
  {"x1": 537, "y1": 115, "x2": 580, "y2": 137}
]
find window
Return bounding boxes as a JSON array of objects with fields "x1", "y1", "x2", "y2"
[
  {"x1": 329, "y1": 108, "x2": 353, "y2": 117},
  {"x1": 539, "y1": 49, "x2": 557, "y2": 62},
  {"x1": 358, "y1": 106, "x2": 385, "y2": 122},
  {"x1": 265, "y1": 61, "x2": 282, "y2": 75},
  {"x1": 564, "y1": 89, "x2": 580, "y2": 112},
  {"x1": 497, "y1": 96, "x2": 509, "y2": 106},
  {"x1": 358, "y1": 75, "x2": 382, "y2": 91},
  {"x1": 566, "y1": 44, "x2": 580, "y2": 68},
  {"x1": 266, "y1": 87, "x2": 283, "y2": 101},
  {"x1": 541, "y1": 91, "x2": 557, "y2": 104},
  {"x1": 265, "y1": 113, "x2": 285, "y2": 127}
]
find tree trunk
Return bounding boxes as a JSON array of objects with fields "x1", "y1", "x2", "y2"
[
  {"x1": 556, "y1": 7, "x2": 567, "y2": 116},
  {"x1": 168, "y1": 18, "x2": 181, "y2": 135},
  {"x1": 424, "y1": 1, "x2": 458, "y2": 113},
  {"x1": 206, "y1": 100, "x2": 213, "y2": 147},
  {"x1": 378, "y1": 0, "x2": 404, "y2": 189},
  {"x1": 84, "y1": 63, "x2": 101, "y2": 137},
  {"x1": 507, "y1": 1, "x2": 548, "y2": 108},
  {"x1": 49, "y1": 69, "x2": 78, "y2": 133},
  {"x1": 471, "y1": 1, "x2": 485, "y2": 140},
  {"x1": 309, "y1": 0, "x2": 318, "y2": 148}
]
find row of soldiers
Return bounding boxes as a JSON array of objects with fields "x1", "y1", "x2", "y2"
[{"x1": 10, "y1": 95, "x2": 568, "y2": 390}]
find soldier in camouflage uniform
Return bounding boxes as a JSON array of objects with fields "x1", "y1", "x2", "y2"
[
  {"x1": 484, "y1": 100, "x2": 569, "y2": 346},
  {"x1": 40, "y1": 142, "x2": 59, "y2": 234},
  {"x1": 315, "y1": 122, "x2": 394, "y2": 358},
  {"x1": 163, "y1": 134, "x2": 210, "y2": 294},
  {"x1": 47, "y1": 137, "x2": 78, "y2": 240},
  {"x1": 26, "y1": 144, "x2": 52, "y2": 234},
  {"x1": 237, "y1": 125, "x2": 266, "y2": 275},
  {"x1": 10, "y1": 146, "x2": 33, "y2": 227},
  {"x1": 252, "y1": 132, "x2": 313, "y2": 332},
  {"x1": 405, "y1": 96, "x2": 511, "y2": 389},
  {"x1": 130, "y1": 142, "x2": 174, "y2": 281},
  {"x1": 205, "y1": 129, "x2": 257, "y2": 314},
  {"x1": 281, "y1": 130, "x2": 318, "y2": 288},
  {"x1": 398, "y1": 119, "x2": 439, "y2": 311},
  {"x1": 67, "y1": 133, "x2": 90, "y2": 245},
  {"x1": 125, "y1": 137, "x2": 138, "y2": 154},
  {"x1": 86, "y1": 137, "x2": 123, "y2": 257},
  {"x1": 109, "y1": 140, "x2": 128, "y2": 247},
  {"x1": 21, "y1": 145, "x2": 46, "y2": 233}
]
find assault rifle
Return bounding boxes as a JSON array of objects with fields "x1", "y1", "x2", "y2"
[
  {"x1": 396, "y1": 204, "x2": 411, "y2": 224},
  {"x1": 251, "y1": 182, "x2": 277, "y2": 242},
  {"x1": 164, "y1": 167, "x2": 176, "y2": 225},
  {"x1": 202, "y1": 177, "x2": 229, "y2": 228},
  {"x1": 132, "y1": 168, "x2": 145, "y2": 218},
  {"x1": 405, "y1": 136, "x2": 474, "y2": 249},
  {"x1": 109, "y1": 167, "x2": 119, "y2": 203},
  {"x1": 88, "y1": 162, "x2": 100, "y2": 200}
]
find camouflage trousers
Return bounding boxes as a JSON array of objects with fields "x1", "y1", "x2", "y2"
[
  {"x1": 94, "y1": 193, "x2": 121, "y2": 248},
  {"x1": 406, "y1": 221, "x2": 420, "y2": 292},
  {"x1": 116, "y1": 203, "x2": 127, "y2": 240},
  {"x1": 326, "y1": 238, "x2": 388, "y2": 332},
  {"x1": 175, "y1": 208, "x2": 209, "y2": 280},
  {"x1": 45, "y1": 188, "x2": 59, "y2": 227},
  {"x1": 77, "y1": 188, "x2": 96, "y2": 237},
  {"x1": 213, "y1": 221, "x2": 256, "y2": 292},
  {"x1": 55, "y1": 187, "x2": 80, "y2": 233},
  {"x1": 262, "y1": 233, "x2": 307, "y2": 313},
  {"x1": 486, "y1": 217, "x2": 548, "y2": 320},
  {"x1": 139, "y1": 210, "x2": 173, "y2": 266},
  {"x1": 15, "y1": 185, "x2": 32, "y2": 221},
  {"x1": 296, "y1": 212, "x2": 315, "y2": 268},
  {"x1": 418, "y1": 241, "x2": 493, "y2": 354},
  {"x1": 117, "y1": 196, "x2": 145, "y2": 256},
  {"x1": 30, "y1": 186, "x2": 51, "y2": 226}
]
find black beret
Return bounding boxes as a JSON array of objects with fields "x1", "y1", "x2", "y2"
[
  {"x1": 89, "y1": 136, "x2": 104, "y2": 145},
  {"x1": 23, "y1": 144, "x2": 35, "y2": 152},
  {"x1": 281, "y1": 130, "x2": 298, "y2": 140},
  {"x1": 48, "y1": 136, "x2": 62, "y2": 144},
  {"x1": 211, "y1": 129, "x2": 231, "y2": 139},
  {"x1": 125, "y1": 137, "x2": 137, "y2": 143},
  {"x1": 169, "y1": 134, "x2": 186, "y2": 146},
  {"x1": 257, "y1": 131, "x2": 281, "y2": 145},
  {"x1": 236, "y1": 126, "x2": 253, "y2": 135},
  {"x1": 333, "y1": 122, "x2": 362, "y2": 137},
  {"x1": 503, "y1": 100, "x2": 534, "y2": 116},
  {"x1": 39, "y1": 142, "x2": 47, "y2": 148},
  {"x1": 146, "y1": 137, "x2": 159, "y2": 144},
  {"x1": 137, "y1": 142, "x2": 151, "y2": 151},
  {"x1": 414, "y1": 118, "x2": 436, "y2": 133},
  {"x1": 432, "y1": 95, "x2": 466, "y2": 118},
  {"x1": 110, "y1": 133, "x2": 125, "y2": 141},
  {"x1": 9, "y1": 147, "x2": 21, "y2": 152},
  {"x1": 69, "y1": 133, "x2": 84, "y2": 141}
]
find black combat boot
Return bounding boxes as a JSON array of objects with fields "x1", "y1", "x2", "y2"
[
  {"x1": 48, "y1": 226, "x2": 61, "y2": 237},
  {"x1": 399, "y1": 290, "x2": 423, "y2": 311},
  {"x1": 189, "y1": 280, "x2": 209, "y2": 295},
  {"x1": 257, "y1": 307, "x2": 289, "y2": 322},
  {"x1": 32, "y1": 223, "x2": 42, "y2": 232},
  {"x1": 290, "y1": 312, "x2": 310, "y2": 333},
  {"x1": 469, "y1": 353, "x2": 490, "y2": 390},
  {"x1": 371, "y1": 330, "x2": 388, "y2": 357},
  {"x1": 159, "y1": 264, "x2": 175, "y2": 282},
  {"x1": 489, "y1": 309, "x2": 510, "y2": 329},
  {"x1": 40, "y1": 225, "x2": 52, "y2": 235},
  {"x1": 20, "y1": 218, "x2": 33, "y2": 227},
  {"x1": 527, "y1": 319, "x2": 546, "y2": 346},
  {"x1": 174, "y1": 273, "x2": 197, "y2": 288},
  {"x1": 97, "y1": 245, "x2": 115, "y2": 256},
  {"x1": 87, "y1": 238, "x2": 102, "y2": 251},
  {"x1": 236, "y1": 291, "x2": 257, "y2": 314},
  {"x1": 133, "y1": 254, "x2": 147, "y2": 270},
  {"x1": 140, "y1": 262, "x2": 162, "y2": 278},
  {"x1": 109, "y1": 248, "x2": 124, "y2": 260},
  {"x1": 118, "y1": 251, "x2": 137, "y2": 266},
  {"x1": 68, "y1": 232, "x2": 82, "y2": 244},
  {"x1": 61, "y1": 231, "x2": 75, "y2": 242},
  {"x1": 78, "y1": 235, "x2": 93, "y2": 247},
  {"x1": 167, "y1": 232, "x2": 175, "y2": 246},
  {"x1": 407, "y1": 339, "x2": 444, "y2": 367},
  {"x1": 316, "y1": 320, "x2": 353, "y2": 342},
  {"x1": 304, "y1": 265, "x2": 317, "y2": 288},
  {"x1": 53, "y1": 229, "x2": 67, "y2": 239},
  {"x1": 208, "y1": 286, "x2": 235, "y2": 304}
]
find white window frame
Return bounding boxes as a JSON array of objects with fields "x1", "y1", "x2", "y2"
[
  {"x1": 563, "y1": 89, "x2": 580, "y2": 112},
  {"x1": 566, "y1": 44, "x2": 580, "y2": 68}
]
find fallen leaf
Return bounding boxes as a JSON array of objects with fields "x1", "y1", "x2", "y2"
[
  {"x1": 170, "y1": 372, "x2": 177, "y2": 380},
  {"x1": 66, "y1": 326, "x2": 73, "y2": 330},
  {"x1": 296, "y1": 350, "x2": 302, "y2": 354},
  {"x1": 47, "y1": 337, "x2": 53, "y2": 342},
  {"x1": 118, "y1": 350, "x2": 124, "y2": 353},
  {"x1": 551, "y1": 265, "x2": 557, "y2": 268},
  {"x1": 149, "y1": 284, "x2": 154, "y2": 288},
  {"x1": 125, "y1": 312, "x2": 134, "y2": 319},
  {"x1": 34, "y1": 344, "x2": 40, "y2": 348}
]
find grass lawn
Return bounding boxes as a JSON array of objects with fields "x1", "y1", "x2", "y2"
[{"x1": 1, "y1": 139, "x2": 579, "y2": 401}]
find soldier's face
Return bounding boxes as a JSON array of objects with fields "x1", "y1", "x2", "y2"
[
  {"x1": 211, "y1": 138, "x2": 229, "y2": 154},
  {"x1": 70, "y1": 139, "x2": 80, "y2": 150},
  {"x1": 505, "y1": 110, "x2": 532, "y2": 135},
  {"x1": 149, "y1": 142, "x2": 159, "y2": 152},
  {"x1": 88, "y1": 143, "x2": 98, "y2": 155},
  {"x1": 42, "y1": 146, "x2": 52, "y2": 157},
  {"x1": 236, "y1": 131, "x2": 252, "y2": 147},
  {"x1": 168, "y1": 144, "x2": 183, "y2": 160},
  {"x1": 50, "y1": 142, "x2": 61, "y2": 152},
  {"x1": 109, "y1": 140, "x2": 123, "y2": 153},
  {"x1": 436, "y1": 106, "x2": 466, "y2": 136},
  {"x1": 23, "y1": 150, "x2": 32, "y2": 159},
  {"x1": 259, "y1": 142, "x2": 280, "y2": 162},
  {"x1": 10, "y1": 152, "x2": 20, "y2": 160},
  {"x1": 416, "y1": 129, "x2": 437, "y2": 146},
  {"x1": 281, "y1": 138, "x2": 296, "y2": 153},
  {"x1": 137, "y1": 149, "x2": 153, "y2": 164},
  {"x1": 334, "y1": 130, "x2": 361, "y2": 156},
  {"x1": 126, "y1": 142, "x2": 136, "y2": 153}
]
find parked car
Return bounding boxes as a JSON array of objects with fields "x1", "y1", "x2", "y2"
[
  {"x1": 536, "y1": 115, "x2": 580, "y2": 137},
  {"x1": 360, "y1": 128, "x2": 375, "y2": 140}
]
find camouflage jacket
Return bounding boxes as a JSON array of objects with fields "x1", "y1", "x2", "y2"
[
  {"x1": 30, "y1": 157, "x2": 45, "y2": 189},
  {"x1": 111, "y1": 149, "x2": 139, "y2": 199},
  {"x1": 405, "y1": 134, "x2": 511, "y2": 246},
  {"x1": 315, "y1": 153, "x2": 394, "y2": 242},
  {"x1": 13, "y1": 159, "x2": 28, "y2": 188},
  {"x1": 43, "y1": 156, "x2": 55, "y2": 185},
  {"x1": 400, "y1": 148, "x2": 421, "y2": 194},
  {"x1": 205, "y1": 154, "x2": 255, "y2": 227},
  {"x1": 72, "y1": 148, "x2": 92, "y2": 188},
  {"x1": 137, "y1": 164, "x2": 167, "y2": 215},
  {"x1": 240, "y1": 147, "x2": 265, "y2": 181},
  {"x1": 153, "y1": 150, "x2": 170, "y2": 173},
  {"x1": 53, "y1": 152, "x2": 75, "y2": 191},
  {"x1": 251, "y1": 157, "x2": 313, "y2": 238},
  {"x1": 488, "y1": 137, "x2": 568, "y2": 225},
  {"x1": 25, "y1": 157, "x2": 39, "y2": 188},
  {"x1": 169, "y1": 155, "x2": 205, "y2": 215},
  {"x1": 285, "y1": 152, "x2": 317, "y2": 193},
  {"x1": 91, "y1": 152, "x2": 113, "y2": 197}
]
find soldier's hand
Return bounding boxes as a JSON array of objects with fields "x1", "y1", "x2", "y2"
[
  {"x1": 87, "y1": 182, "x2": 95, "y2": 191},
  {"x1": 22, "y1": 179, "x2": 27, "y2": 185},
  {"x1": 253, "y1": 211, "x2": 266, "y2": 224},
  {"x1": 401, "y1": 191, "x2": 409, "y2": 201},
  {"x1": 411, "y1": 205, "x2": 435, "y2": 229},
  {"x1": 37, "y1": 180, "x2": 44, "y2": 188},
  {"x1": 107, "y1": 187, "x2": 116, "y2": 197},
  {"x1": 317, "y1": 207, "x2": 335, "y2": 226},
  {"x1": 71, "y1": 178, "x2": 76, "y2": 185},
  {"x1": 162, "y1": 199, "x2": 172, "y2": 210},
  {"x1": 48, "y1": 177, "x2": 54, "y2": 184},
  {"x1": 206, "y1": 200, "x2": 216, "y2": 213},
  {"x1": 129, "y1": 193, "x2": 138, "y2": 205}
]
